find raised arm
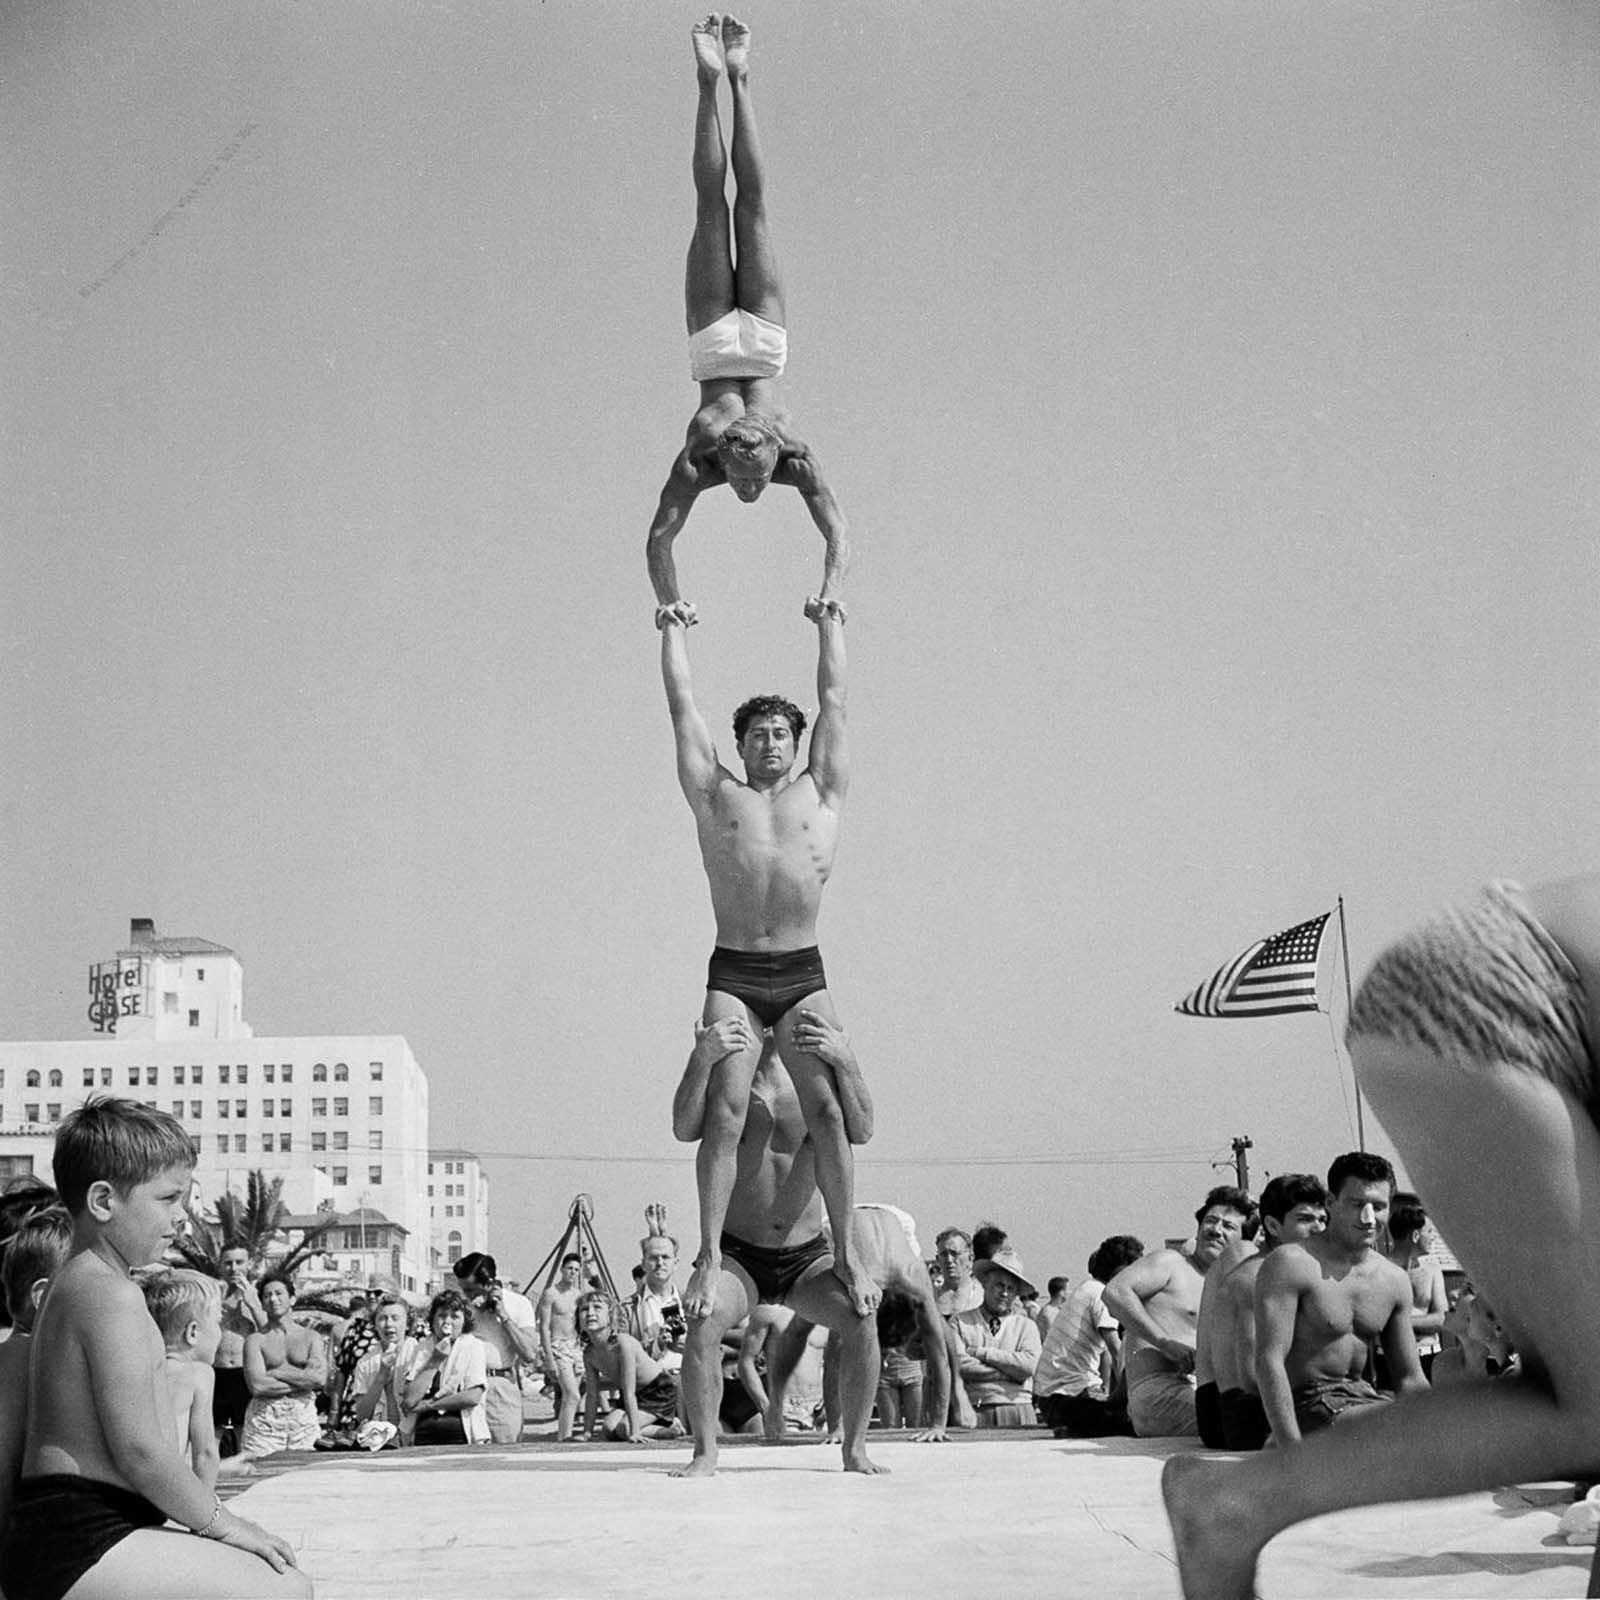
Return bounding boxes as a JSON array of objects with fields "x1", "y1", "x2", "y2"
[
  {"x1": 802, "y1": 602, "x2": 848, "y2": 807},
  {"x1": 672, "y1": 1016, "x2": 759, "y2": 1141},
  {"x1": 660, "y1": 617, "x2": 721, "y2": 802},
  {"x1": 647, "y1": 453, "x2": 706, "y2": 609},
  {"x1": 789, "y1": 1008, "x2": 872, "y2": 1143},
  {"x1": 779, "y1": 447, "x2": 851, "y2": 604}
]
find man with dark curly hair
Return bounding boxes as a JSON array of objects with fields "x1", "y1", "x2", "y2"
[
  {"x1": 646, "y1": 14, "x2": 850, "y2": 624},
  {"x1": 661, "y1": 582, "x2": 871, "y2": 1328}
]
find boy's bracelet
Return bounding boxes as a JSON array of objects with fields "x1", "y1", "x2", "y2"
[{"x1": 192, "y1": 1493, "x2": 224, "y2": 1539}]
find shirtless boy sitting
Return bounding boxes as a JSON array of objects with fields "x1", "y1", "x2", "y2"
[
  {"x1": 139, "y1": 1268, "x2": 226, "y2": 1492},
  {"x1": 0, "y1": 1097, "x2": 307, "y2": 1600},
  {"x1": 1253, "y1": 1151, "x2": 1427, "y2": 1445},
  {"x1": 669, "y1": 1017, "x2": 949, "y2": 1478},
  {"x1": 662, "y1": 595, "x2": 876, "y2": 1321},
  {"x1": 647, "y1": 15, "x2": 849, "y2": 623},
  {"x1": 240, "y1": 1273, "x2": 327, "y2": 1459}
]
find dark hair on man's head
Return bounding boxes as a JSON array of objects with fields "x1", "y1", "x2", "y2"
[
  {"x1": 427, "y1": 1286, "x2": 474, "y2": 1332},
  {"x1": 1388, "y1": 1195, "x2": 1427, "y2": 1239},
  {"x1": 1088, "y1": 1235, "x2": 1144, "y2": 1284},
  {"x1": 1260, "y1": 1173, "x2": 1327, "y2": 1224},
  {"x1": 561, "y1": 1252, "x2": 581, "y2": 1267},
  {"x1": 971, "y1": 1223, "x2": 1008, "y2": 1262},
  {"x1": 1046, "y1": 1276, "x2": 1068, "y2": 1298},
  {"x1": 453, "y1": 1252, "x2": 496, "y2": 1284},
  {"x1": 258, "y1": 1272, "x2": 297, "y2": 1302},
  {"x1": 1327, "y1": 1151, "x2": 1395, "y2": 1196},
  {"x1": 52, "y1": 1097, "x2": 195, "y2": 1215},
  {"x1": 732, "y1": 696, "x2": 805, "y2": 745},
  {"x1": 1195, "y1": 1185, "x2": 1257, "y2": 1234},
  {"x1": 2, "y1": 1205, "x2": 73, "y2": 1324}
]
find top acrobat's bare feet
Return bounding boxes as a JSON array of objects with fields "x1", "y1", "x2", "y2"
[
  {"x1": 692, "y1": 14, "x2": 724, "y2": 82},
  {"x1": 720, "y1": 14, "x2": 751, "y2": 76}
]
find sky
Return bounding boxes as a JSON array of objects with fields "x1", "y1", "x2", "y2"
[{"x1": 4, "y1": 1, "x2": 1597, "y2": 1290}]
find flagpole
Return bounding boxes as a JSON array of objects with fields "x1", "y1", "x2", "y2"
[{"x1": 1336, "y1": 896, "x2": 1366, "y2": 1151}]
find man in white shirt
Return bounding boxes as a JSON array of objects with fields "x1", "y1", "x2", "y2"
[{"x1": 452, "y1": 1253, "x2": 539, "y2": 1443}]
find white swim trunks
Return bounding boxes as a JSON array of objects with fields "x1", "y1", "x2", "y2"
[{"x1": 688, "y1": 308, "x2": 788, "y2": 382}]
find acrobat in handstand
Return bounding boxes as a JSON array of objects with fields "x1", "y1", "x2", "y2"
[{"x1": 647, "y1": 14, "x2": 850, "y2": 626}]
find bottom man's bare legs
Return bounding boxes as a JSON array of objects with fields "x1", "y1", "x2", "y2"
[
  {"x1": 1164, "y1": 1041, "x2": 1600, "y2": 1600},
  {"x1": 777, "y1": 993, "x2": 880, "y2": 1318},
  {"x1": 774, "y1": 1273, "x2": 886, "y2": 1476},
  {"x1": 670, "y1": 1273, "x2": 748, "y2": 1479}
]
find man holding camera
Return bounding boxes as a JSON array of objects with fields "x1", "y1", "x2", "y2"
[{"x1": 451, "y1": 1252, "x2": 540, "y2": 1443}]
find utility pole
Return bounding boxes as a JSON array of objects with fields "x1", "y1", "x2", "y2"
[{"x1": 1231, "y1": 1135, "x2": 1253, "y2": 1193}]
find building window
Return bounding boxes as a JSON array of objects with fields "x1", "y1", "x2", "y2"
[
  {"x1": 368, "y1": 1165, "x2": 383, "y2": 1185},
  {"x1": 127, "y1": 1068, "x2": 140, "y2": 1087},
  {"x1": 190, "y1": 1101, "x2": 202, "y2": 1119},
  {"x1": 281, "y1": 1064, "x2": 293, "y2": 1083},
  {"x1": 369, "y1": 1061, "x2": 383, "y2": 1080},
  {"x1": 172, "y1": 1102, "x2": 184, "y2": 1119},
  {"x1": 47, "y1": 1070, "x2": 62, "y2": 1089},
  {"x1": 100, "y1": 1068, "x2": 112, "y2": 1086},
  {"x1": 333, "y1": 1132, "x2": 348, "y2": 1151},
  {"x1": 370, "y1": 1131, "x2": 383, "y2": 1151},
  {"x1": 334, "y1": 1063, "x2": 348, "y2": 1082},
  {"x1": 236, "y1": 1065, "x2": 248, "y2": 1084},
  {"x1": 370, "y1": 1098, "x2": 383, "y2": 1116},
  {"x1": 313, "y1": 1063, "x2": 327, "y2": 1082},
  {"x1": 427, "y1": 1163, "x2": 434, "y2": 1176},
  {"x1": 217, "y1": 1135, "x2": 229, "y2": 1154},
  {"x1": 145, "y1": 1067, "x2": 157, "y2": 1086},
  {"x1": 312, "y1": 1098, "x2": 327, "y2": 1118},
  {"x1": 427, "y1": 1185, "x2": 434, "y2": 1197},
  {"x1": 219, "y1": 1101, "x2": 230, "y2": 1119},
  {"x1": 312, "y1": 1132, "x2": 327, "y2": 1152},
  {"x1": 25, "y1": 1072, "x2": 39, "y2": 1089},
  {"x1": 334, "y1": 1098, "x2": 348, "y2": 1118},
  {"x1": 46, "y1": 1104, "x2": 60, "y2": 1122},
  {"x1": 447, "y1": 1232, "x2": 463, "y2": 1264},
  {"x1": 219, "y1": 1065, "x2": 231, "y2": 1085},
  {"x1": 197, "y1": 968, "x2": 205, "y2": 981},
  {"x1": 264, "y1": 1064, "x2": 275, "y2": 1083},
  {"x1": 332, "y1": 1167, "x2": 348, "y2": 1186},
  {"x1": 235, "y1": 1100, "x2": 246, "y2": 1119},
  {"x1": 278, "y1": 1133, "x2": 291, "y2": 1152},
  {"x1": 280, "y1": 1099, "x2": 291, "y2": 1118},
  {"x1": 261, "y1": 1134, "x2": 273, "y2": 1152},
  {"x1": 191, "y1": 1065, "x2": 202, "y2": 1084},
  {"x1": 163, "y1": 992, "x2": 178, "y2": 1013},
  {"x1": 174, "y1": 1065, "x2": 186, "y2": 1085},
  {"x1": 233, "y1": 1134, "x2": 246, "y2": 1153},
  {"x1": 81, "y1": 1068, "x2": 94, "y2": 1088},
  {"x1": 263, "y1": 1101, "x2": 274, "y2": 1118},
  {"x1": 24, "y1": 1105, "x2": 39, "y2": 1123},
  {"x1": 188, "y1": 1010, "x2": 200, "y2": 1027}
]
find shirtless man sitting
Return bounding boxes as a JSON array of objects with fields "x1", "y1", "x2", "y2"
[
  {"x1": 668, "y1": 1016, "x2": 949, "y2": 1478},
  {"x1": 240, "y1": 1274, "x2": 327, "y2": 1459},
  {"x1": 647, "y1": 15, "x2": 849, "y2": 625},
  {"x1": 1206, "y1": 1174, "x2": 1327, "y2": 1450},
  {"x1": 662, "y1": 592, "x2": 875, "y2": 1320},
  {"x1": 1253, "y1": 1152, "x2": 1426, "y2": 1446},
  {"x1": 1103, "y1": 1186, "x2": 1253, "y2": 1438}
]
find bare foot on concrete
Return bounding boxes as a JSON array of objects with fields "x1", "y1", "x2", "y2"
[
  {"x1": 669, "y1": 1452, "x2": 718, "y2": 1479},
  {"x1": 843, "y1": 1446, "x2": 890, "y2": 1476},
  {"x1": 1161, "y1": 1454, "x2": 1262, "y2": 1600}
]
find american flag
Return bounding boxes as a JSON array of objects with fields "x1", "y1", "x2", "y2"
[{"x1": 1174, "y1": 912, "x2": 1332, "y2": 1019}]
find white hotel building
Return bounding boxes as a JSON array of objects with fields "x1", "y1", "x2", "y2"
[{"x1": 0, "y1": 920, "x2": 436, "y2": 1293}]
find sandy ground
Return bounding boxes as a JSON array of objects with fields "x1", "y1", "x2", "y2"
[{"x1": 229, "y1": 1430, "x2": 1595, "y2": 1600}]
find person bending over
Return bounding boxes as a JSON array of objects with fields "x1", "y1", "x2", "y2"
[{"x1": 647, "y1": 14, "x2": 849, "y2": 624}]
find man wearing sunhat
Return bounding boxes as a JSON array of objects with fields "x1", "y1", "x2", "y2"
[{"x1": 950, "y1": 1244, "x2": 1043, "y2": 1427}]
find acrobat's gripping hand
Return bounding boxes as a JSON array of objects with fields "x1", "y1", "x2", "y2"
[
  {"x1": 655, "y1": 601, "x2": 699, "y2": 630},
  {"x1": 804, "y1": 595, "x2": 847, "y2": 624}
]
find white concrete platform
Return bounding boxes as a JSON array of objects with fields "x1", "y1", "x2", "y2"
[{"x1": 229, "y1": 1434, "x2": 1595, "y2": 1599}]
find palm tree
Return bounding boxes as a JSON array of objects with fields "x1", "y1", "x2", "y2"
[{"x1": 174, "y1": 1169, "x2": 339, "y2": 1281}]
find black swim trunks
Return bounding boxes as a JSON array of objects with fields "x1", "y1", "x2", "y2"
[
  {"x1": 1195, "y1": 1380, "x2": 1226, "y2": 1448},
  {"x1": 707, "y1": 946, "x2": 827, "y2": 1028},
  {"x1": 1219, "y1": 1386, "x2": 1270, "y2": 1451},
  {"x1": 721, "y1": 1229, "x2": 831, "y2": 1304},
  {"x1": 0, "y1": 1476, "x2": 166, "y2": 1600}
]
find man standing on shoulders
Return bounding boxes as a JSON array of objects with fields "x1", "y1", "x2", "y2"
[
  {"x1": 453, "y1": 1253, "x2": 540, "y2": 1444},
  {"x1": 661, "y1": 593, "x2": 875, "y2": 1322},
  {"x1": 1255, "y1": 1152, "x2": 1426, "y2": 1445},
  {"x1": 951, "y1": 1246, "x2": 1043, "y2": 1427},
  {"x1": 537, "y1": 1253, "x2": 585, "y2": 1442},
  {"x1": 213, "y1": 1245, "x2": 266, "y2": 1458},
  {"x1": 1104, "y1": 1187, "x2": 1253, "y2": 1438}
]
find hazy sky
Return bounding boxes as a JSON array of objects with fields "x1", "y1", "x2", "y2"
[{"x1": 5, "y1": 2, "x2": 1597, "y2": 1286}]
